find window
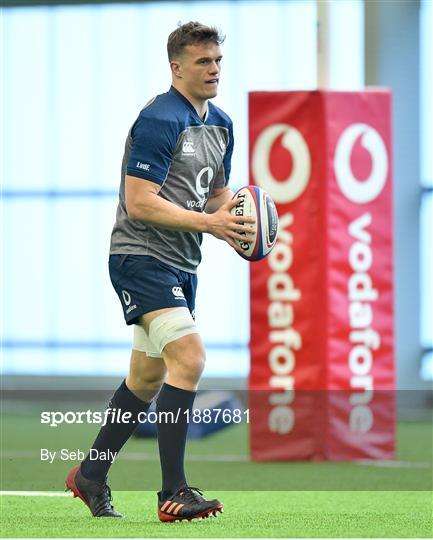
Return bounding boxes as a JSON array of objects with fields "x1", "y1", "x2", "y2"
[
  {"x1": 2, "y1": 1, "x2": 317, "y2": 376},
  {"x1": 419, "y1": 0, "x2": 433, "y2": 379}
]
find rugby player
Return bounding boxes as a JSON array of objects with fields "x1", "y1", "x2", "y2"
[{"x1": 65, "y1": 21, "x2": 254, "y2": 522}]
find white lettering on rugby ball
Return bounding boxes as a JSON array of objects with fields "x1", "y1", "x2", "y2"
[{"x1": 231, "y1": 186, "x2": 279, "y2": 261}]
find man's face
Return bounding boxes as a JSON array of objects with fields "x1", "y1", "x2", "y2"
[{"x1": 172, "y1": 42, "x2": 222, "y2": 102}]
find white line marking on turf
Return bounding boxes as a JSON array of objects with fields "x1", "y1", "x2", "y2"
[
  {"x1": 355, "y1": 459, "x2": 431, "y2": 469},
  {"x1": 121, "y1": 452, "x2": 249, "y2": 462},
  {"x1": 0, "y1": 491, "x2": 72, "y2": 497},
  {"x1": 1, "y1": 451, "x2": 430, "y2": 467},
  {"x1": 0, "y1": 450, "x2": 249, "y2": 462}
]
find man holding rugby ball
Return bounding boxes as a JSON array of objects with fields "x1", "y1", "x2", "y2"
[{"x1": 65, "y1": 21, "x2": 254, "y2": 522}]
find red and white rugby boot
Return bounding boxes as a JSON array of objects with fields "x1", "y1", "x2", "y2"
[
  {"x1": 65, "y1": 465, "x2": 124, "y2": 518},
  {"x1": 157, "y1": 486, "x2": 223, "y2": 522}
]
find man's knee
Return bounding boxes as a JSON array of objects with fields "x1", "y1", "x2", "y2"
[
  {"x1": 127, "y1": 349, "x2": 166, "y2": 396},
  {"x1": 163, "y1": 334, "x2": 206, "y2": 380},
  {"x1": 128, "y1": 371, "x2": 165, "y2": 392}
]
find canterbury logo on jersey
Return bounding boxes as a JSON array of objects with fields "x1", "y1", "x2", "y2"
[
  {"x1": 182, "y1": 141, "x2": 195, "y2": 154},
  {"x1": 172, "y1": 287, "x2": 185, "y2": 299}
]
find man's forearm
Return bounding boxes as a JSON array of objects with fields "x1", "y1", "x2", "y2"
[{"x1": 128, "y1": 191, "x2": 209, "y2": 233}]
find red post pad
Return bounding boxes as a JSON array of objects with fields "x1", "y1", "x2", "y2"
[{"x1": 248, "y1": 91, "x2": 395, "y2": 461}]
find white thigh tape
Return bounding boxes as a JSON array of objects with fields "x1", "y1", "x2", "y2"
[
  {"x1": 148, "y1": 307, "x2": 197, "y2": 354},
  {"x1": 132, "y1": 324, "x2": 162, "y2": 358}
]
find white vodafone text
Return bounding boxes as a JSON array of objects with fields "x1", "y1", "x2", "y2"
[{"x1": 267, "y1": 212, "x2": 301, "y2": 434}]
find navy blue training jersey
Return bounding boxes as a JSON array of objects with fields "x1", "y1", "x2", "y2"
[{"x1": 110, "y1": 86, "x2": 234, "y2": 273}]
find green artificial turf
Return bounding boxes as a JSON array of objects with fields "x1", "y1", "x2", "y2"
[
  {"x1": 1, "y1": 490, "x2": 432, "y2": 538},
  {"x1": 1, "y1": 402, "x2": 432, "y2": 537}
]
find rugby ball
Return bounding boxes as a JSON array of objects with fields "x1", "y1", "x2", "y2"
[{"x1": 231, "y1": 185, "x2": 279, "y2": 261}]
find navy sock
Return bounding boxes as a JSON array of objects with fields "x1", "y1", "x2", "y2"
[
  {"x1": 156, "y1": 383, "x2": 196, "y2": 497},
  {"x1": 81, "y1": 379, "x2": 151, "y2": 483}
]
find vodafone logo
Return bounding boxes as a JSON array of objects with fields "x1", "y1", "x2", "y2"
[
  {"x1": 121, "y1": 290, "x2": 131, "y2": 306},
  {"x1": 252, "y1": 124, "x2": 311, "y2": 203},
  {"x1": 334, "y1": 123, "x2": 388, "y2": 204},
  {"x1": 196, "y1": 166, "x2": 214, "y2": 197}
]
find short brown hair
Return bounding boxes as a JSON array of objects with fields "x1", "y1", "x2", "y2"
[{"x1": 167, "y1": 21, "x2": 225, "y2": 60}]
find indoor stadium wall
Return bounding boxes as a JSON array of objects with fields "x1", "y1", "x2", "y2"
[{"x1": 2, "y1": 0, "x2": 432, "y2": 403}]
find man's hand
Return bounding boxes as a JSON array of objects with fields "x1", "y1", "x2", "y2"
[{"x1": 206, "y1": 197, "x2": 256, "y2": 253}]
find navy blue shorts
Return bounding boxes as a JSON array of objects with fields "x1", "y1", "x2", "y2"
[{"x1": 109, "y1": 254, "x2": 197, "y2": 325}]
